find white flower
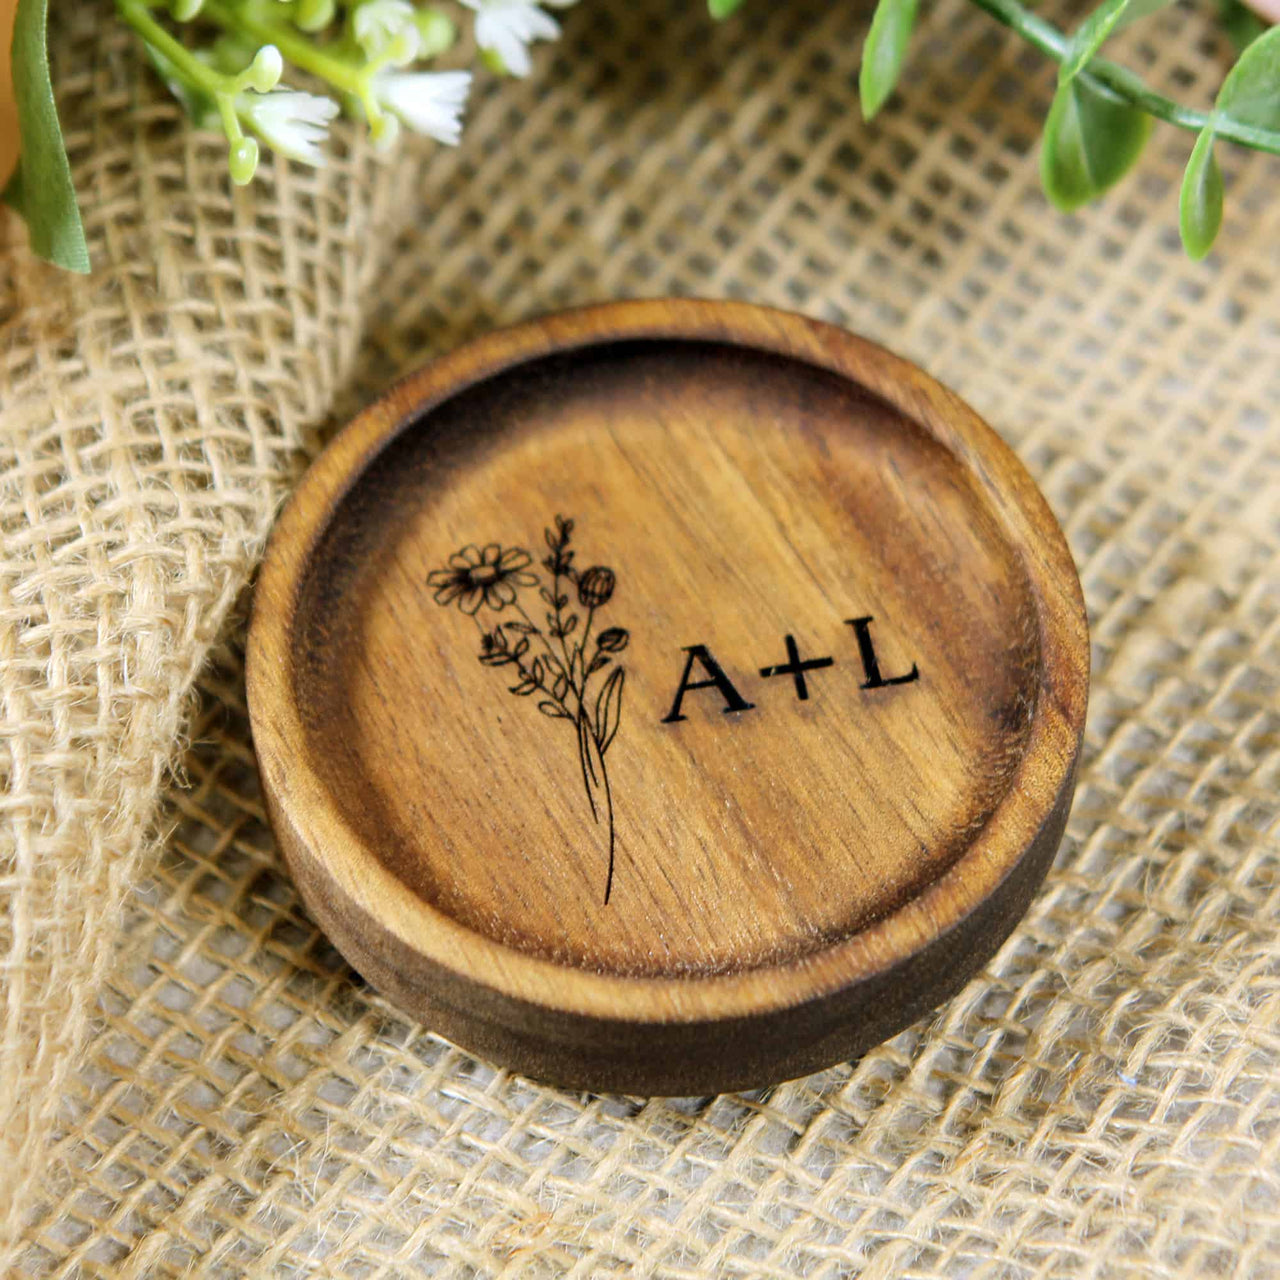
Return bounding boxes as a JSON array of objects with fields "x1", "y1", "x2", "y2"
[
  {"x1": 373, "y1": 69, "x2": 471, "y2": 146},
  {"x1": 460, "y1": 0, "x2": 577, "y2": 78},
  {"x1": 353, "y1": 0, "x2": 419, "y2": 61},
  {"x1": 242, "y1": 89, "x2": 340, "y2": 166}
]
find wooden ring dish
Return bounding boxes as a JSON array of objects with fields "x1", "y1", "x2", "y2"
[{"x1": 247, "y1": 299, "x2": 1089, "y2": 1095}]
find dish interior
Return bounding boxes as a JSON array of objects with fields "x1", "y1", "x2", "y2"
[{"x1": 291, "y1": 340, "x2": 1041, "y2": 979}]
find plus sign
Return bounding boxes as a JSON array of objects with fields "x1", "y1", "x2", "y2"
[{"x1": 758, "y1": 635, "x2": 835, "y2": 701}]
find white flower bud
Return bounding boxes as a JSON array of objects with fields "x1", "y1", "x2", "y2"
[
  {"x1": 386, "y1": 26, "x2": 421, "y2": 67},
  {"x1": 296, "y1": 0, "x2": 336, "y2": 32},
  {"x1": 370, "y1": 112, "x2": 401, "y2": 152},
  {"x1": 353, "y1": 0, "x2": 419, "y2": 60},
  {"x1": 414, "y1": 8, "x2": 457, "y2": 59},
  {"x1": 228, "y1": 136, "x2": 259, "y2": 185},
  {"x1": 246, "y1": 45, "x2": 284, "y2": 94}
]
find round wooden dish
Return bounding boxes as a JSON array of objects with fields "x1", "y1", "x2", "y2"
[{"x1": 247, "y1": 300, "x2": 1088, "y2": 1095}]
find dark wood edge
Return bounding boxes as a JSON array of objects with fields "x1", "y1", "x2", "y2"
[{"x1": 264, "y1": 738, "x2": 1079, "y2": 1096}]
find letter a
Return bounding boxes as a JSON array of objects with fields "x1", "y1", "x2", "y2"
[{"x1": 661, "y1": 645, "x2": 756, "y2": 723}]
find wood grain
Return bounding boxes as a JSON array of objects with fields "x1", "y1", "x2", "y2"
[{"x1": 247, "y1": 300, "x2": 1089, "y2": 1095}]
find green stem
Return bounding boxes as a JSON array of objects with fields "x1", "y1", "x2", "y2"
[
  {"x1": 967, "y1": 0, "x2": 1280, "y2": 156},
  {"x1": 201, "y1": 0, "x2": 381, "y2": 117},
  {"x1": 116, "y1": 0, "x2": 238, "y2": 111}
]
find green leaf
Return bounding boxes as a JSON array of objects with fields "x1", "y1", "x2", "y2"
[
  {"x1": 860, "y1": 0, "x2": 919, "y2": 119},
  {"x1": 1061, "y1": 0, "x2": 1168, "y2": 84},
  {"x1": 1040, "y1": 76, "x2": 1151, "y2": 212},
  {"x1": 1179, "y1": 126, "x2": 1223, "y2": 260},
  {"x1": 2, "y1": 0, "x2": 90, "y2": 272},
  {"x1": 1215, "y1": 24, "x2": 1280, "y2": 130},
  {"x1": 1215, "y1": 0, "x2": 1265, "y2": 57},
  {"x1": 708, "y1": 0, "x2": 746, "y2": 17}
]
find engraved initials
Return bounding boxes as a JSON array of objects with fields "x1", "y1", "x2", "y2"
[
  {"x1": 661, "y1": 618, "x2": 919, "y2": 723},
  {"x1": 845, "y1": 616, "x2": 920, "y2": 689},
  {"x1": 660, "y1": 645, "x2": 757, "y2": 723}
]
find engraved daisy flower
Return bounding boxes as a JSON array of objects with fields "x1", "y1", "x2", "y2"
[
  {"x1": 460, "y1": 0, "x2": 578, "y2": 78},
  {"x1": 429, "y1": 544, "x2": 538, "y2": 614}
]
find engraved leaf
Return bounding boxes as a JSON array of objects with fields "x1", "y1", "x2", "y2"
[
  {"x1": 596, "y1": 627, "x2": 629, "y2": 654},
  {"x1": 588, "y1": 654, "x2": 611, "y2": 674},
  {"x1": 576, "y1": 713, "x2": 602, "y2": 824},
  {"x1": 552, "y1": 673, "x2": 569, "y2": 702},
  {"x1": 510, "y1": 679, "x2": 538, "y2": 696},
  {"x1": 562, "y1": 613, "x2": 578, "y2": 637},
  {"x1": 531, "y1": 657, "x2": 544, "y2": 685},
  {"x1": 595, "y1": 667, "x2": 625, "y2": 756},
  {"x1": 538, "y1": 701, "x2": 571, "y2": 719}
]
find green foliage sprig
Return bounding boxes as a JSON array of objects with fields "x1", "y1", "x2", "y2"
[
  {"x1": 4, "y1": 0, "x2": 575, "y2": 271},
  {"x1": 4, "y1": 0, "x2": 1276, "y2": 270},
  {"x1": 712, "y1": 0, "x2": 1280, "y2": 260}
]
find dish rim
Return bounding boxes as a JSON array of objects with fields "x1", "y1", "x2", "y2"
[{"x1": 246, "y1": 297, "x2": 1089, "y2": 1028}]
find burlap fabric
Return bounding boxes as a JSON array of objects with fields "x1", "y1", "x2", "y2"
[{"x1": 3, "y1": 0, "x2": 1279, "y2": 1273}]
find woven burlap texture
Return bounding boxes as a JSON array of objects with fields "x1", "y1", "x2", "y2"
[{"x1": 4, "y1": 0, "x2": 1279, "y2": 1273}]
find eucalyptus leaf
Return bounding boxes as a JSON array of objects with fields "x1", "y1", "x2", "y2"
[
  {"x1": 1179, "y1": 126, "x2": 1223, "y2": 260},
  {"x1": 860, "y1": 0, "x2": 919, "y2": 120},
  {"x1": 1040, "y1": 76, "x2": 1151, "y2": 211},
  {"x1": 1215, "y1": 24, "x2": 1280, "y2": 131},
  {"x1": 2, "y1": 0, "x2": 89, "y2": 271},
  {"x1": 1061, "y1": 0, "x2": 1168, "y2": 84},
  {"x1": 708, "y1": 0, "x2": 746, "y2": 17}
]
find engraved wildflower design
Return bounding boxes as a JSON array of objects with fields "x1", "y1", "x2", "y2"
[
  {"x1": 428, "y1": 544, "x2": 538, "y2": 614},
  {"x1": 429, "y1": 515, "x2": 628, "y2": 903}
]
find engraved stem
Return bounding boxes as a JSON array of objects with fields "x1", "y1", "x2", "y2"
[
  {"x1": 578, "y1": 605, "x2": 596, "y2": 679},
  {"x1": 514, "y1": 601, "x2": 566, "y2": 680},
  {"x1": 575, "y1": 710, "x2": 616, "y2": 905},
  {"x1": 550, "y1": 565, "x2": 583, "y2": 718}
]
